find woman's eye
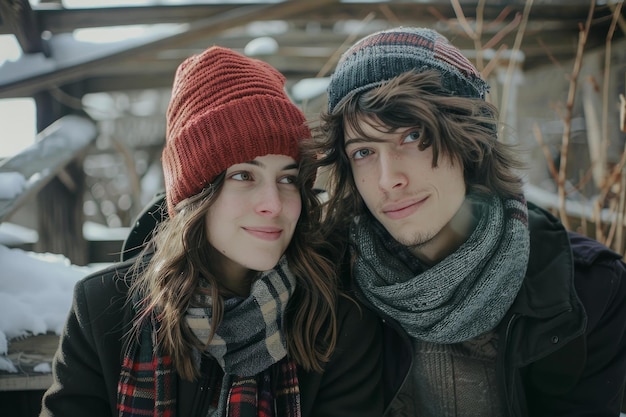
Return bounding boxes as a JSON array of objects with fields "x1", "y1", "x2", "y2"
[
  {"x1": 351, "y1": 148, "x2": 372, "y2": 160},
  {"x1": 403, "y1": 130, "x2": 423, "y2": 143},
  {"x1": 231, "y1": 172, "x2": 252, "y2": 181}
]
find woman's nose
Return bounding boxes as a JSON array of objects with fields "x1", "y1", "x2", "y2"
[{"x1": 255, "y1": 183, "x2": 282, "y2": 216}]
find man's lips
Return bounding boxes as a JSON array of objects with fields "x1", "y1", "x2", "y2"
[
  {"x1": 382, "y1": 196, "x2": 428, "y2": 220},
  {"x1": 243, "y1": 226, "x2": 283, "y2": 241}
]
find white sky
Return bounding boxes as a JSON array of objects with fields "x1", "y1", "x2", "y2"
[{"x1": 0, "y1": 35, "x2": 36, "y2": 158}]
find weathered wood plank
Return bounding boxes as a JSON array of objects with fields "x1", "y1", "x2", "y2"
[
  {"x1": 0, "y1": 333, "x2": 57, "y2": 391},
  {"x1": 0, "y1": 115, "x2": 97, "y2": 222},
  {"x1": 0, "y1": 0, "x2": 339, "y2": 99},
  {"x1": 0, "y1": 0, "x2": 44, "y2": 54}
]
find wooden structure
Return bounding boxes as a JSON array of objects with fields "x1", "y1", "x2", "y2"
[
  {"x1": 0, "y1": 0, "x2": 623, "y2": 98},
  {"x1": 0, "y1": 115, "x2": 97, "y2": 263}
]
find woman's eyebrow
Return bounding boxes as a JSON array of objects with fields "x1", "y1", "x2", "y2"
[{"x1": 241, "y1": 160, "x2": 298, "y2": 170}]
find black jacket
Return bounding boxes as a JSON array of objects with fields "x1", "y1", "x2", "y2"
[
  {"x1": 373, "y1": 202, "x2": 626, "y2": 416},
  {"x1": 40, "y1": 193, "x2": 384, "y2": 417},
  {"x1": 39, "y1": 259, "x2": 384, "y2": 417}
]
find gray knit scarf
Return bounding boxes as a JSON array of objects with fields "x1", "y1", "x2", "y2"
[
  {"x1": 352, "y1": 195, "x2": 530, "y2": 343},
  {"x1": 185, "y1": 255, "x2": 297, "y2": 414}
]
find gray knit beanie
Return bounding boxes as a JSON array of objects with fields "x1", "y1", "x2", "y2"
[{"x1": 327, "y1": 27, "x2": 489, "y2": 114}]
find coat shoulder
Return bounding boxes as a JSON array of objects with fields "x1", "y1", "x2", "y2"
[{"x1": 568, "y1": 230, "x2": 624, "y2": 266}]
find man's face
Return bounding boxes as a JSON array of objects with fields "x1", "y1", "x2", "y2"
[{"x1": 344, "y1": 116, "x2": 466, "y2": 260}]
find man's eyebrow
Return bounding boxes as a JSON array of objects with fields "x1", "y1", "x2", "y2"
[{"x1": 344, "y1": 137, "x2": 386, "y2": 148}]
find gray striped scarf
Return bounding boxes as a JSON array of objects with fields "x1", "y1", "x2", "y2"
[
  {"x1": 352, "y1": 194, "x2": 530, "y2": 343},
  {"x1": 186, "y1": 255, "x2": 296, "y2": 377}
]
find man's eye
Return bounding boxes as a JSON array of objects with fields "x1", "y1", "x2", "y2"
[
  {"x1": 231, "y1": 172, "x2": 251, "y2": 181},
  {"x1": 278, "y1": 175, "x2": 297, "y2": 184},
  {"x1": 351, "y1": 148, "x2": 372, "y2": 160},
  {"x1": 403, "y1": 130, "x2": 423, "y2": 143}
]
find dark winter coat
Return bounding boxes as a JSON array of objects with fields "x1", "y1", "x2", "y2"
[
  {"x1": 39, "y1": 257, "x2": 384, "y2": 417},
  {"x1": 372, "y1": 202, "x2": 626, "y2": 416}
]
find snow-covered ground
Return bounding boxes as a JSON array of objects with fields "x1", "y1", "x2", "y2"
[{"x1": 0, "y1": 243, "x2": 97, "y2": 372}]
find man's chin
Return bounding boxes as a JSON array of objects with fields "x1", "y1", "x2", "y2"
[{"x1": 389, "y1": 229, "x2": 435, "y2": 249}]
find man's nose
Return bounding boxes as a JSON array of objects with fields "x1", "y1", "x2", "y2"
[{"x1": 378, "y1": 151, "x2": 408, "y2": 191}]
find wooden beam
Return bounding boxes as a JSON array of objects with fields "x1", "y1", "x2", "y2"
[
  {"x1": 0, "y1": 0, "x2": 339, "y2": 99},
  {"x1": 0, "y1": 0, "x2": 44, "y2": 53},
  {"x1": 0, "y1": 115, "x2": 97, "y2": 222},
  {"x1": 0, "y1": 1, "x2": 607, "y2": 35},
  {"x1": 0, "y1": 0, "x2": 620, "y2": 99}
]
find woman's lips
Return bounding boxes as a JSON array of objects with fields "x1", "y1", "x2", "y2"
[{"x1": 243, "y1": 226, "x2": 283, "y2": 241}]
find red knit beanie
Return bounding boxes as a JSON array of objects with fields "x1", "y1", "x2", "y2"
[{"x1": 162, "y1": 46, "x2": 310, "y2": 216}]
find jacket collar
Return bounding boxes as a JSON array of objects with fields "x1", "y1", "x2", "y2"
[
  {"x1": 503, "y1": 202, "x2": 586, "y2": 374},
  {"x1": 508, "y1": 201, "x2": 577, "y2": 319}
]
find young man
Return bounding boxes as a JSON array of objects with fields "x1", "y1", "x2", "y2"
[{"x1": 306, "y1": 26, "x2": 626, "y2": 416}]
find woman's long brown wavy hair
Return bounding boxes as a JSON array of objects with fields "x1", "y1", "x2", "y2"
[
  {"x1": 302, "y1": 70, "x2": 525, "y2": 247},
  {"x1": 127, "y1": 166, "x2": 339, "y2": 380}
]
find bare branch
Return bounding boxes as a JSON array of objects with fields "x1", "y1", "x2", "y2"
[
  {"x1": 450, "y1": 0, "x2": 477, "y2": 39},
  {"x1": 316, "y1": 12, "x2": 376, "y2": 78},
  {"x1": 533, "y1": 122, "x2": 559, "y2": 181},
  {"x1": 482, "y1": 13, "x2": 522, "y2": 50},
  {"x1": 481, "y1": 44, "x2": 508, "y2": 79},
  {"x1": 499, "y1": 0, "x2": 533, "y2": 135},
  {"x1": 560, "y1": 0, "x2": 595, "y2": 231}
]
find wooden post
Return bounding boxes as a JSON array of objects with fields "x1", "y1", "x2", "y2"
[{"x1": 33, "y1": 91, "x2": 91, "y2": 265}]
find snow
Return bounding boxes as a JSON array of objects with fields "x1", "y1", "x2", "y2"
[
  {"x1": 244, "y1": 36, "x2": 279, "y2": 56},
  {"x1": 291, "y1": 77, "x2": 330, "y2": 102},
  {"x1": 0, "y1": 172, "x2": 26, "y2": 199},
  {"x1": 0, "y1": 245, "x2": 97, "y2": 372},
  {"x1": 0, "y1": 171, "x2": 104, "y2": 371},
  {"x1": 523, "y1": 182, "x2": 618, "y2": 223}
]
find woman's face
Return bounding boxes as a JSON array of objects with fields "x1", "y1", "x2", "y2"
[{"x1": 205, "y1": 154, "x2": 301, "y2": 280}]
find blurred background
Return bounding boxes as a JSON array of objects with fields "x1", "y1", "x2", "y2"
[{"x1": 0, "y1": 1, "x2": 625, "y2": 415}]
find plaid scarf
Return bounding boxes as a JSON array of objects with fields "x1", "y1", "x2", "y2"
[
  {"x1": 117, "y1": 256, "x2": 301, "y2": 417},
  {"x1": 187, "y1": 256, "x2": 296, "y2": 376},
  {"x1": 225, "y1": 357, "x2": 301, "y2": 417},
  {"x1": 118, "y1": 321, "x2": 177, "y2": 417}
]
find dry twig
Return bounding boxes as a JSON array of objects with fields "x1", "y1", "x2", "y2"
[
  {"x1": 498, "y1": 0, "x2": 533, "y2": 134},
  {"x1": 560, "y1": 1, "x2": 595, "y2": 231}
]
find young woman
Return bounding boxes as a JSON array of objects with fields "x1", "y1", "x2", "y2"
[{"x1": 40, "y1": 46, "x2": 383, "y2": 417}]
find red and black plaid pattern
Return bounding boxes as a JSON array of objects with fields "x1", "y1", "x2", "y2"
[
  {"x1": 118, "y1": 324, "x2": 177, "y2": 417},
  {"x1": 117, "y1": 322, "x2": 301, "y2": 417},
  {"x1": 227, "y1": 357, "x2": 301, "y2": 417}
]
